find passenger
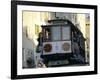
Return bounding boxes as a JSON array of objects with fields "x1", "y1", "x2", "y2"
[
  {"x1": 36, "y1": 32, "x2": 43, "y2": 53},
  {"x1": 73, "y1": 42, "x2": 85, "y2": 64},
  {"x1": 37, "y1": 32, "x2": 43, "y2": 46}
]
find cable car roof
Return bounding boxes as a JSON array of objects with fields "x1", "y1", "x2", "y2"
[
  {"x1": 48, "y1": 19, "x2": 70, "y2": 23},
  {"x1": 41, "y1": 19, "x2": 83, "y2": 35}
]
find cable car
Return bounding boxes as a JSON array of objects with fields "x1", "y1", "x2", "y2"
[{"x1": 40, "y1": 19, "x2": 86, "y2": 67}]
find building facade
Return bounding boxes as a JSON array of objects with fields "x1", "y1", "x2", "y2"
[{"x1": 22, "y1": 11, "x2": 53, "y2": 68}]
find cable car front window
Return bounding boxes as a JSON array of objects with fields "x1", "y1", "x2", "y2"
[
  {"x1": 62, "y1": 27, "x2": 70, "y2": 40},
  {"x1": 51, "y1": 27, "x2": 61, "y2": 41},
  {"x1": 43, "y1": 26, "x2": 70, "y2": 41},
  {"x1": 43, "y1": 28, "x2": 51, "y2": 41}
]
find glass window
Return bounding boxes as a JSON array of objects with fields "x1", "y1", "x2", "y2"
[
  {"x1": 43, "y1": 26, "x2": 70, "y2": 41},
  {"x1": 62, "y1": 27, "x2": 70, "y2": 40},
  {"x1": 51, "y1": 27, "x2": 61, "y2": 41},
  {"x1": 43, "y1": 28, "x2": 51, "y2": 41}
]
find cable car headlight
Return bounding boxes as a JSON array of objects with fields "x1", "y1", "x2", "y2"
[
  {"x1": 43, "y1": 44, "x2": 52, "y2": 52},
  {"x1": 62, "y1": 43, "x2": 70, "y2": 51}
]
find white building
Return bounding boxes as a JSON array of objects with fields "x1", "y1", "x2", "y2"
[
  {"x1": 22, "y1": 11, "x2": 52, "y2": 68},
  {"x1": 22, "y1": 29, "x2": 36, "y2": 68}
]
